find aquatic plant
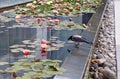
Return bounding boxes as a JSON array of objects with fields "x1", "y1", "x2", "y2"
[
  {"x1": 14, "y1": 0, "x2": 102, "y2": 16},
  {"x1": 0, "y1": 59, "x2": 65, "y2": 79}
]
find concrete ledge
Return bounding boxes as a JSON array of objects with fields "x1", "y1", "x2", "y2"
[
  {"x1": 54, "y1": 0, "x2": 108, "y2": 79},
  {"x1": 115, "y1": 0, "x2": 120, "y2": 79},
  {"x1": 54, "y1": 49, "x2": 89, "y2": 79},
  {"x1": 0, "y1": 0, "x2": 32, "y2": 8}
]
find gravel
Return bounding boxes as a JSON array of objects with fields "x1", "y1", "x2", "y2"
[{"x1": 89, "y1": 0, "x2": 117, "y2": 79}]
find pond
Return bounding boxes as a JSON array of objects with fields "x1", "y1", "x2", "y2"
[{"x1": 0, "y1": 11, "x2": 93, "y2": 79}]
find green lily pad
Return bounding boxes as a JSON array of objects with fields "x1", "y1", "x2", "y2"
[
  {"x1": 22, "y1": 73, "x2": 34, "y2": 79},
  {"x1": 43, "y1": 70, "x2": 56, "y2": 75},
  {"x1": 39, "y1": 73, "x2": 53, "y2": 78},
  {"x1": 16, "y1": 77, "x2": 22, "y2": 79},
  {"x1": 22, "y1": 72, "x2": 42, "y2": 79},
  {"x1": 5, "y1": 66, "x2": 24, "y2": 72},
  {"x1": 18, "y1": 45, "x2": 26, "y2": 48},
  {"x1": 10, "y1": 49, "x2": 20, "y2": 53},
  {"x1": 12, "y1": 61, "x2": 23, "y2": 65},
  {"x1": 22, "y1": 40, "x2": 31, "y2": 44},
  {"x1": 21, "y1": 62, "x2": 31, "y2": 67},
  {"x1": 51, "y1": 60, "x2": 62, "y2": 63},
  {"x1": 0, "y1": 62, "x2": 9, "y2": 65},
  {"x1": 15, "y1": 48, "x2": 25, "y2": 52},
  {"x1": 31, "y1": 64, "x2": 43, "y2": 72},
  {"x1": 9, "y1": 45, "x2": 20, "y2": 48},
  {"x1": 27, "y1": 45, "x2": 36, "y2": 48},
  {"x1": 56, "y1": 67, "x2": 66, "y2": 72},
  {"x1": 42, "y1": 59, "x2": 53, "y2": 62}
]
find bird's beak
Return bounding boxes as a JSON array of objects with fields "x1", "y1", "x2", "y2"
[{"x1": 68, "y1": 36, "x2": 72, "y2": 40}]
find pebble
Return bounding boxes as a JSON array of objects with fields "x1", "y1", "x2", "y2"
[{"x1": 89, "y1": 0, "x2": 117, "y2": 79}]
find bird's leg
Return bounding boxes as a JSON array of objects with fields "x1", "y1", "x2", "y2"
[{"x1": 75, "y1": 42, "x2": 80, "y2": 48}]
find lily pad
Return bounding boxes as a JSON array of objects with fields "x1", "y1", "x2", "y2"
[
  {"x1": 18, "y1": 45, "x2": 26, "y2": 48},
  {"x1": 29, "y1": 50, "x2": 36, "y2": 53},
  {"x1": 52, "y1": 43, "x2": 64, "y2": 47},
  {"x1": 16, "y1": 48, "x2": 25, "y2": 51},
  {"x1": 16, "y1": 77, "x2": 22, "y2": 79},
  {"x1": 39, "y1": 73, "x2": 53, "y2": 78},
  {"x1": 9, "y1": 45, "x2": 20, "y2": 48},
  {"x1": 51, "y1": 60, "x2": 62, "y2": 63},
  {"x1": 10, "y1": 49, "x2": 20, "y2": 53},
  {"x1": 31, "y1": 64, "x2": 44, "y2": 72},
  {"x1": 47, "y1": 47, "x2": 59, "y2": 51},
  {"x1": 22, "y1": 40, "x2": 31, "y2": 44},
  {"x1": 43, "y1": 70, "x2": 56, "y2": 75},
  {"x1": 56, "y1": 67, "x2": 66, "y2": 72},
  {"x1": 22, "y1": 72, "x2": 35, "y2": 79},
  {"x1": 27, "y1": 45, "x2": 36, "y2": 48},
  {"x1": 5, "y1": 66, "x2": 24, "y2": 72},
  {"x1": 51, "y1": 36, "x2": 58, "y2": 39},
  {"x1": 0, "y1": 62, "x2": 9, "y2": 65},
  {"x1": 12, "y1": 62, "x2": 23, "y2": 65}
]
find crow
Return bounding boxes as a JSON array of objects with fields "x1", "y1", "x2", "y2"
[{"x1": 68, "y1": 35, "x2": 92, "y2": 47}]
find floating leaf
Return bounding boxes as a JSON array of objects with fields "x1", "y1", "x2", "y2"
[
  {"x1": 17, "y1": 45, "x2": 26, "y2": 48},
  {"x1": 21, "y1": 62, "x2": 31, "y2": 67},
  {"x1": 51, "y1": 36, "x2": 58, "y2": 39},
  {"x1": 12, "y1": 62, "x2": 23, "y2": 65},
  {"x1": 27, "y1": 45, "x2": 36, "y2": 48},
  {"x1": 52, "y1": 43, "x2": 64, "y2": 48},
  {"x1": 10, "y1": 49, "x2": 20, "y2": 53},
  {"x1": 9, "y1": 45, "x2": 20, "y2": 48},
  {"x1": 56, "y1": 67, "x2": 66, "y2": 72},
  {"x1": 22, "y1": 40, "x2": 31, "y2": 44},
  {"x1": 5, "y1": 66, "x2": 24, "y2": 72},
  {"x1": 31, "y1": 64, "x2": 43, "y2": 72},
  {"x1": 52, "y1": 60, "x2": 62, "y2": 63},
  {"x1": 16, "y1": 48, "x2": 25, "y2": 51},
  {"x1": 0, "y1": 70, "x2": 7, "y2": 74},
  {"x1": 16, "y1": 77, "x2": 22, "y2": 79},
  {"x1": 42, "y1": 59, "x2": 53, "y2": 62},
  {"x1": 0, "y1": 62, "x2": 9, "y2": 65},
  {"x1": 43, "y1": 70, "x2": 56, "y2": 75},
  {"x1": 39, "y1": 73, "x2": 52, "y2": 78},
  {"x1": 22, "y1": 73, "x2": 33, "y2": 79},
  {"x1": 47, "y1": 46, "x2": 60, "y2": 51},
  {"x1": 22, "y1": 72, "x2": 42, "y2": 79}
]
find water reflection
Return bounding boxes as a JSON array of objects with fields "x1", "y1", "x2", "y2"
[
  {"x1": 0, "y1": 24, "x2": 85, "y2": 78},
  {"x1": 0, "y1": 11, "x2": 93, "y2": 79}
]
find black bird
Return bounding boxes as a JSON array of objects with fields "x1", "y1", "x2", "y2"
[{"x1": 68, "y1": 35, "x2": 92, "y2": 47}]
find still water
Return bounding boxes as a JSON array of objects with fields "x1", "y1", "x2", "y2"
[
  {"x1": 0, "y1": 11, "x2": 93, "y2": 79},
  {"x1": 0, "y1": 27, "x2": 84, "y2": 79}
]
